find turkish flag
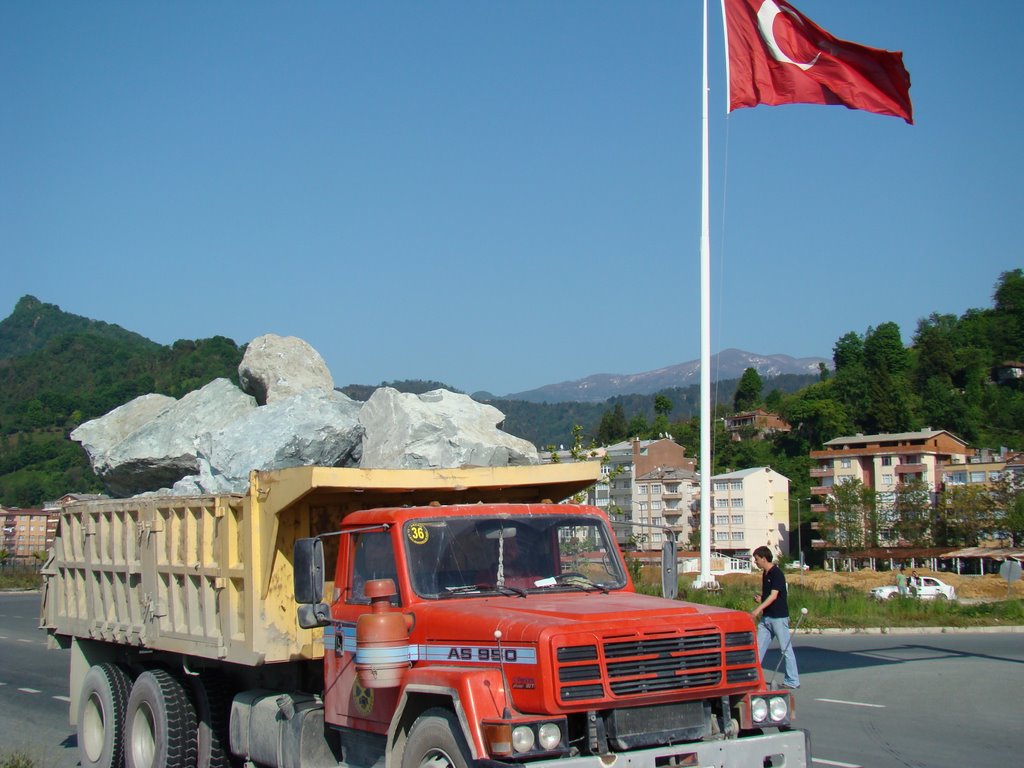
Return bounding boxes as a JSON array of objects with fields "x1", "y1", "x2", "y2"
[{"x1": 722, "y1": 0, "x2": 913, "y2": 124}]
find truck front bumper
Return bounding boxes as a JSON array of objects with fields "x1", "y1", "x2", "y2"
[{"x1": 490, "y1": 729, "x2": 810, "y2": 768}]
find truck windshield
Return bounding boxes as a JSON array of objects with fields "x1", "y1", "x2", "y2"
[{"x1": 403, "y1": 514, "x2": 627, "y2": 599}]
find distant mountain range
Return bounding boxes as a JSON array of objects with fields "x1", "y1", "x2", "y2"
[{"x1": 502, "y1": 349, "x2": 829, "y2": 403}]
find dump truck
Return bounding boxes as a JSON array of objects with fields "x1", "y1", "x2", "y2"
[{"x1": 41, "y1": 462, "x2": 810, "y2": 768}]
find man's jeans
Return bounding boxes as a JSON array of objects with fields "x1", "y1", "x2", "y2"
[{"x1": 757, "y1": 615, "x2": 800, "y2": 688}]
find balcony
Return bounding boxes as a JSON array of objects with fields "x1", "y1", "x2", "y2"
[
  {"x1": 810, "y1": 504, "x2": 827, "y2": 514},
  {"x1": 810, "y1": 485, "x2": 833, "y2": 496},
  {"x1": 895, "y1": 463, "x2": 927, "y2": 474},
  {"x1": 809, "y1": 467, "x2": 834, "y2": 478}
]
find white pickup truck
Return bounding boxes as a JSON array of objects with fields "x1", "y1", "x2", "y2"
[{"x1": 871, "y1": 576, "x2": 957, "y2": 600}]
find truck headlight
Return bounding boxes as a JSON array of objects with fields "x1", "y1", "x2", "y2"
[
  {"x1": 769, "y1": 695, "x2": 789, "y2": 722},
  {"x1": 512, "y1": 726, "x2": 536, "y2": 753},
  {"x1": 538, "y1": 723, "x2": 562, "y2": 750},
  {"x1": 751, "y1": 697, "x2": 768, "y2": 723}
]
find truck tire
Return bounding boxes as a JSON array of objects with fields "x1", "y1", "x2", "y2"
[
  {"x1": 400, "y1": 708, "x2": 472, "y2": 768},
  {"x1": 125, "y1": 669, "x2": 199, "y2": 768},
  {"x1": 78, "y1": 662, "x2": 132, "y2": 768},
  {"x1": 189, "y1": 673, "x2": 233, "y2": 768}
]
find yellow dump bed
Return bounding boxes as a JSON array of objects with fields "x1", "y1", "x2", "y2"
[{"x1": 41, "y1": 462, "x2": 600, "y2": 666}]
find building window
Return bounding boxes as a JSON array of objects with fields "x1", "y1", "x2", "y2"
[
  {"x1": 881, "y1": 456, "x2": 893, "y2": 466},
  {"x1": 716, "y1": 515, "x2": 730, "y2": 525},
  {"x1": 731, "y1": 498, "x2": 743, "y2": 508},
  {"x1": 731, "y1": 481, "x2": 743, "y2": 490},
  {"x1": 715, "y1": 498, "x2": 729, "y2": 509},
  {"x1": 970, "y1": 471, "x2": 986, "y2": 483},
  {"x1": 652, "y1": 516, "x2": 663, "y2": 526},
  {"x1": 651, "y1": 501, "x2": 662, "y2": 510},
  {"x1": 637, "y1": 502, "x2": 647, "y2": 512},
  {"x1": 715, "y1": 531, "x2": 729, "y2": 541},
  {"x1": 732, "y1": 531, "x2": 744, "y2": 541},
  {"x1": 882, "y1": 474, "x2": 893, "y2": 485},
  {"x1": 650, "y1": 484, "x2": 661, "y2": 494},
  {"x1": 637, "y1": 484, "x2": 647, "y2": 494},
  {"x1": 714, "y1": 482, "x2": 727, "y2": 492},
  {"x1": 731, "y1": 515, "x2": 744, "y2": 525},
  {"x1": 840, "y1": 458, "x2": 852, "y2": 469}
]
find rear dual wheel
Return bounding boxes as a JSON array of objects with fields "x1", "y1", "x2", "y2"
[
  {"x1": 125, "y1": 669, "x2": 198, "y2": 768},
  {"x1": 78, "y1": 663, "x2": 132, "y2": 768}
]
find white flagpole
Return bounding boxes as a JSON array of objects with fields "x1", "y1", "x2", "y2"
[{"x1": 697, "y1": 0, "x2": 715, "y2": 588}]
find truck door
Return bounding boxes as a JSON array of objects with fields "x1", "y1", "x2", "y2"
[{"x1": 324, "y1": 531, "x2": 403, "y2": 732}]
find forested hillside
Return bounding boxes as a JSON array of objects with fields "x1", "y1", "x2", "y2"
[
  {"x1": 1, "y1": 269, "x2": 1021, "y2": 508},
  {"x1": 0, "y1": 297, "x2": 245, "y2": 505}
]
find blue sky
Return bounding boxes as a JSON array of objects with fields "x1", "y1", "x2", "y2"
[{"x1": 3, "y1": 2, "x2": 1020, "y2": 397}]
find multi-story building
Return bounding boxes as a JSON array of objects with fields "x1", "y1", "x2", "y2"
[
  {"x1": 706, "y1": 467, "x2": 790, "y2": 558},
  {"x1": 810, "y1": 428, "x2": 971, "y2": 544},
  {"x1": 595, "y1": 438, "x2": 696, "y2": 546},
  {"x1": 0, "y1": 507, "x2": 58, "y2": 563},
  {"x1": 633, "y1": 466, "x2": 700, "y2": 550}
]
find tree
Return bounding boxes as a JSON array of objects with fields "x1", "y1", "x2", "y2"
[
  {"x1": 652, "y1": 395, "x2": 673, "y2": 436},
  {"x1": 891, "y1": 478, "x2": 933, "y2": 546},
  {"x1": 733, "y1": 368, "x2": 763, "y2": 412},
  {"x1": 864, "y1": 322, "x2": 910, "y2": 376},
  {"x1": 934, "y1": 484, "x2": 996, "y2": 547},
  {"x1": 823, "y1": 478, "x2": 875, "y2": 549},
  {"x1": 596, "y1": 403, "x2": 628, "y2": 445},
  {"x1": 991, "y1": 268, "x2": 1024, "y2": 361},
  {"x1": 832, "y1": 332, "x2": 864, "y2": 372}
]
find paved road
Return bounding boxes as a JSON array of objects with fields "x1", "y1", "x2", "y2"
[
  {"x1": 0, "y1": 591, "x2": 79, "y2": 767},
  {"x1": 2, "y1": 591, "x2": 1021, "y2": 767},
  {"x1": 765, "y1": 628, "x2": 1023, "y2": 768}
]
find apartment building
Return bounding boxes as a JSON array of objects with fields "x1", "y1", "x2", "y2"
[
  {"x1": 633, "y1": 466, "x2": 699, "y2": 550},
  {"x1": 708, "y1": 467, "x2": 791, "y2": 558},
  {"x1": 595, "y1": 438, "x2": 696, "y2": 546},
  {"x1": 809, "y1": 428, "x2": 971, "y2": 545},
  {"x1": 0, "y1": 507, "x2": 57, "y2": 563}
]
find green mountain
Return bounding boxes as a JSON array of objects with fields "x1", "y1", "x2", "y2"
[
  {"x1": 1, "y1": 269, "x2": 1021, "y2": 509},
  {"x1": 0, "y1": 295, "x2": 158, "y2": 359},
  {"x1": 0, "y1": 296, "x2": 245, "y2": 507}
]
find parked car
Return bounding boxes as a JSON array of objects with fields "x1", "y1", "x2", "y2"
[{"x1": 870, "y1": 576, "x2": 956, "y2": 601}]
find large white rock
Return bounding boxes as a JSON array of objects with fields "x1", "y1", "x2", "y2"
[
  {"x1": 238, "y1": 334, "x2": 334, "y2": 405},
  {"x1": 70, "y1": 393, "x2": 177, "y2": 466},
  {"x1": 359, "y1": 388, "x2": 538, "y2": 469},
  {"x1": 84, "y1": 379, "x2": 257, "y2": 496},
  {"x1": 174, "y1": 389, "x2": 365, "y2": 495}
]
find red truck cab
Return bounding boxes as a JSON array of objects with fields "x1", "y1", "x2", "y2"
[{"x1": 297, "y1": 502, "x2": 811, "y2": 768}]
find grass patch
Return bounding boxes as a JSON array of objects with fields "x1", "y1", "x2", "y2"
[
  {"x1": 637, "y1": 579, "x2": 1024, "y2": 629},
  {"x1": 0, "y1": 568, "x2": 43, "y2": 590},
  {"x1": 0, "y1": 752, "x2": 38, "y2": 768}
]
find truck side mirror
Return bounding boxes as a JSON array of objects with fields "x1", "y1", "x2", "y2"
[
  {"x1": 661, "y1": 537, "x2": 678, "y2": 600},
  {"x1": 294, "y1": 537, "x2": 325, "y2": 605},
  {"x1": 297, "y1": 603, "x2": 331, "y2": 629}
]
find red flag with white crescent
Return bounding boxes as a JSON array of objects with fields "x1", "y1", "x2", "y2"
[{"x1": 722, "y1": 0, "x2": 913, "y2": 123}]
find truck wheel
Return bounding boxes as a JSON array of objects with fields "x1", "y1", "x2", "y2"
[
  {"x1": 189, "y1": 673, "x2": 233, "y2": 768},
  {"x1": 78, "y1": 662, "x2": 132, "y2": 768},
  {"x1": 400, "y1": 708, "x2": 472, "y2": 768},
  {"x1": 125, "y1": 669, "x2": 198, "y2": 768}
]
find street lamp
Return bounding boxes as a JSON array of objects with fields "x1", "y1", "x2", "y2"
[{"x1": 795, "y1": 497, "x2": 807, "y2": 583}]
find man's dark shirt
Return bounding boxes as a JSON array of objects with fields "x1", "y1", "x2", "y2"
[{"x1": 760, "y1": 564, "x2": 789, "y2": 619}]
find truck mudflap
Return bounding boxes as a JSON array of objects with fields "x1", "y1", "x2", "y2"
[{"x1": 480, "y1": 729, "x2": 810, "y2": 768}]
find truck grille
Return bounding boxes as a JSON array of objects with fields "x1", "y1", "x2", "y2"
[{"x1": 556, "y1": 629, "x2": 751, "y2": 704}]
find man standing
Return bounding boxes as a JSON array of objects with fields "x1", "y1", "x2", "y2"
[
  {"x1": 751, "y1": 546, "x2": 800, "y2": 689},
  {"x1": 896, "y1": 566, "x2": 908, "y2": 598}
]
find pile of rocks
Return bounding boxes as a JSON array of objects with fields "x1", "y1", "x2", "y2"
[{"x1": 71, "y1": 334, "x2": 537, "y2": 497}]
